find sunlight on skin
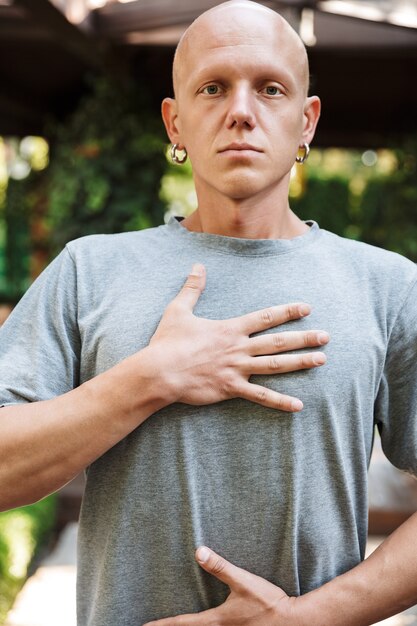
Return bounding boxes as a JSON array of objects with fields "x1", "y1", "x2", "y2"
[{"x1": 161, "y1": 0, "x2": 321, "y2": 240}]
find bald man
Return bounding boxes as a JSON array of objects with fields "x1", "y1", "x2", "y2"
[{"x1": 1, "y1": 1, "x2": 417, "y2": 625}]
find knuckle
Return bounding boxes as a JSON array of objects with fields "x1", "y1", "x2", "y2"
[
  {"x1": 256, "y1": 386, "x2": 268, "y2": 403},
  {"x1": 210, "y1": 556, "x2": 227, "y2": 575},
  {"x1": 304, "y1": 331, "x2": 315, "y2": 347},
  {"x1": 261, "y1": 308, "x2": 274, "y2": 325},
  {"x1": 221, "y1": 373, "x2": 238, "y2": 397},
  {"x1": 272, "y1": 333, "x2": 286, "y2": 349},
  {"x1": 276, "y1": 394, "x2": 297, "y2": 412},
  {"x1": 301, "y1": 354, "x2": 313, "y2": 368},
  {"x1": 269, "y1": 356, "x2": 283, "y2": 372},
  {"x1": 275, "y1": 396, "x2": 285, "y2": 410},
  {"x1": 286, "y1": 304, "x2": 298, "y2": 320},
  {"x1": 184, "y1": 278, "x2": 200, "y2": 291}
]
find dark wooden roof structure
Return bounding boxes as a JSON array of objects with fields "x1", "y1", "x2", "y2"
[{"x1": 1, "y1": 0, "x2": 417, "y2": 146}]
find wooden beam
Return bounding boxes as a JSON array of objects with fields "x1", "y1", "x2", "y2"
[
  {"x1": 15, "y1": 0, "x2": 102, "y2": 67},
  {"x1": 0, "y1": 19, "x2": 53, "y2": 40},
  {"x1": 94, "y1": 0, "x2": 222, "y2": 36},
  {"x1": 94, "y1": 0, "x2": 316, "y2": 37}
]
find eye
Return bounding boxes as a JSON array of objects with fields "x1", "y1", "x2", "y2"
[
  {"x1": 263, "y1": 85, "x2": 283, "y2": 96},
  {"x1": 201, "y1": 84, "x2": 220, "y2": 95}
]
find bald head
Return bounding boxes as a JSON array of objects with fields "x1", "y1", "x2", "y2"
[{"x1": 173, "y1": 0, "x2": 309, "y2": 99}]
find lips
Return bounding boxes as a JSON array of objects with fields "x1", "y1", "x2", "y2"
[{"x1": 219, "y1": 143, "x2": 263, "y2": 153}]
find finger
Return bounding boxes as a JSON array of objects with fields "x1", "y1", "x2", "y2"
[
  {"x1": 143, "y1": 606, "x2": 219, "y2": 626},
  {"x1": 248, "y1": 330, "x2": 330, "y2": 356},
  {"x1": 237, "y1": 383, "x2": 304, "y2": 412},
  {"x1": 195, "y1": 546, "x2": 252, "y2": 589},
  {"x1": 173, "y1": 264, "x2": 206, "y2": 311},
  {"x1": 246, "y1": 351, "x2": 327, "y2": 375},
  {"x1": 237, "y1": 303, "x2": 311, "y2": 336}
]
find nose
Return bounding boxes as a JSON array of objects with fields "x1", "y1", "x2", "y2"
[{"x1": 225, "y1": 85, "x2": 256, "y2": 130}]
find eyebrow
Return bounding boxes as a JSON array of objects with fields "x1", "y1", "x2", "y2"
[{"x1": 189, "y1": 61, "x2": 297, "y2": 92}]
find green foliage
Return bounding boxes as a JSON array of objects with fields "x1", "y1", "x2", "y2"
[
  {"x1": 0, "y1": 495, "x2": 57, "y2": 623},
  {"x1": 358, "y1": 150, "x2": 417, "y2": 258},
  {"x1": 291, "y1": 175, "x2": 352, "y2": 238},
  {"x1": 1, "y1": 177, "x2": 31, "y2": 301},
  {"x1": 0, "y1": 73, "x2": 170, "y2": 299},
  {"x1": 0, "y1": 218, "x2": 7, "y2": 299},
  {"x1": 160, "y1": 156, "x2": 197, "y2": 216},
  {"x1": 291, "y1": 142, "x2": 417, "y2": 261},
  {"x1": 44, "y1": 74, "x2": 169, "y2": 255}
]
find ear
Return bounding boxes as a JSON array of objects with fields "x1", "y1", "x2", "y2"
[
  {"x1": 161, "y1": 97, "x2": 183, "y2": 146},
  {"x1": 301, "y1": 96, "x2": 321, "y2": 144}
]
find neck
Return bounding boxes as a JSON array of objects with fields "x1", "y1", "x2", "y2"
[{"x1": 180, "y1": 184, "x2": 308, "y2": 240}]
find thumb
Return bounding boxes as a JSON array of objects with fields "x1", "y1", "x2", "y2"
[
  {"x1": 195, "y1": 546, "x2": 247, "y2": 590},
  {"x1": 175, "y1": 263, "x2": 206, "y2": 310}
]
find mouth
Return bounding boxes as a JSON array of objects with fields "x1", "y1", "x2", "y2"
[{"x1": 218, "y1": 143, "x2": 263, "y2": 153}]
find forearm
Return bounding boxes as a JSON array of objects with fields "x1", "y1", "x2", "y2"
[
  {"x1": 0, "y1": 346, "x2": 170, "y2": 511},
  {"x1": 0, "y1": 265, "x2": 329, "y2": 512},
  {"x1": 299, "y1": 511, "x2": 417, "y2": 625}
]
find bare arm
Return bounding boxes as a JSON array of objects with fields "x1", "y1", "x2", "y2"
[
  {"x1": 300, "y1": 510, "x2": 417, "y2": 625},
  {"x1": 0, "y1": 263, "x2": 329, "y2": 511},
  {"x1": 0, "y1": 347, "x2": 166, "y2": 510}
]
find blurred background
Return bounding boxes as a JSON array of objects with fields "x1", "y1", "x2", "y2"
[{"x1": 1, "y1": 1, "x2": 417, "y2": 624}]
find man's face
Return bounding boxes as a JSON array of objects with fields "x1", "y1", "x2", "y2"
[{"x1": 163, "y1": 4, "x2": 319, "y2": 202}]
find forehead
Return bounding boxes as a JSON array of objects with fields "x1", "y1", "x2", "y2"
[
  {"x1": 187, "y1": 44, "x2": 296, "y2": 89},
  {"x1": 177, "y1": 10, "x2": 306, "y2": 92}
]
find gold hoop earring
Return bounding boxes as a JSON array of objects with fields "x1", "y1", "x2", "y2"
[
  {"x1": 171, "y1": 144, "x2": 188, "y2": 164},
  {"x1": 295, "y1": 142, "x2": 310, "y2": 164}
]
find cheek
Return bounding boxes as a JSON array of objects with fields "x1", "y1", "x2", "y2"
[
  {"x1": 272, "y1": 108, "x2": 303, "y2": 134},
  {"x1": 182, "y1": 120, "x2": 217, "y2": 162},
  {"x1": 264, "y1": 114, "x2": 304, "y2": 157},
  {"x1": 180, "y1": 117, "x2": 201, "y2": 145}
]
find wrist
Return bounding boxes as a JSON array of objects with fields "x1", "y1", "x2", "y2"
[
  {"x1": 132, "y1": 344, "x2": 179, "y2": 408},
  {"x1": 286, "y1": 594, "x2": 319, "y2": 626},
  {"x1": 292, "y1": 568, "x2": 374, "y2": 626},
  {"x1": 82, "y1": 346, "x2": 175, "y2": 431},
  {"x1": 291, "y1": 590, "x2": 323, "y2": 626}
]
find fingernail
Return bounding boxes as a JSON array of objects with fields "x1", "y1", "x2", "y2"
[
  {"x1": 292, "y1": 399, "x2": 303, "y2": 412},
  {"x1": 197, "y1": 546, "x2": 211, "y2": 563},
  {"x1": 191, "y1": 263, "x2": 204, "y2": 276},
  {"x1": 313, "y1": 353, "x2": 326, "y2": 365},
  {"x1": 317, "y1": 332, "x2": 329, "y2": 345},
  {"x1": 299, "y1": 304, "x2": 311, "y2": 317}
]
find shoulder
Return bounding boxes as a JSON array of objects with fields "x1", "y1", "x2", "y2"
[
  {"x1": 319, "y1": 229, "x2": 417, "y2": 291},
  {"x1": 66, "y1": 224, "x2": 167, "y2": 259},
  {"x1": 62, "y1": 224, "x2": 171, "y2": 276}
]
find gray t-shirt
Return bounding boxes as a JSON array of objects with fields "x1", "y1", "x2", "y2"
[{"x1": 1, "y1": 216, "x2": 417, "y2": 625}]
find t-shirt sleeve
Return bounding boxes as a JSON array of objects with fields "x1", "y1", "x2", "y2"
[
  {"x1": 374, "y1": 277, "x2": 417, "y2": 476},
  {"x1": 0, "y1": 247, "x2": 80, "y2": 406}
]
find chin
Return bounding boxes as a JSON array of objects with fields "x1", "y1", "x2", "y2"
[{"x1": 218, "y1": 172, "x2": 273, "y2": 200}]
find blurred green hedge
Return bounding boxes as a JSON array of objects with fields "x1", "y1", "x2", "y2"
[
  {"x1": 44, "y1": 75, "x2": 168, "y2": 255},
  {"x1": 2, "y1": 80, "x2": 417, "y2": 302},
  {"x1": 0, "y1": 495, "x2": 57, "y2": 623},
  {"x1": 291, "y1": 143, "x2": 417, "y2": 262},
  {"x1": 1, "y1": 74, "x2": 169, "y2": 301}
]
